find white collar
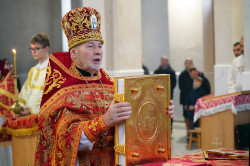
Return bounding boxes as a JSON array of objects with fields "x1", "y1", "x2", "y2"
[{"x1": 37, "y1": 58, "x2": 49, "y2": 69}]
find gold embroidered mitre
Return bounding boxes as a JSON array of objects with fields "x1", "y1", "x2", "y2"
[{"x1": 61, "y1": 7, "x2": 104, "y2": 50}]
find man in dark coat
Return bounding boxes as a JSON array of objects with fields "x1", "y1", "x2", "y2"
[
  {"x1": 178, "y1": 59, "x2": 193, "y2": 135},
  {"x1": 154, "y1": 56, "x2": 176, "y2": 99}
]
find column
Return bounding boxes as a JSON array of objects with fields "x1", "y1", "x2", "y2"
[
  {"x1": 242, "y1": 0, "x2": 250, "y2": 90},
  {"x1": 61, "y1": 0, "x2": 71, "y2": 51},
  {"x1": 141, "y1": 0, "x2": 170, "y2": 74},
  {"x1": 105, "y1": 0, "x2": 143, "y2": 77}
]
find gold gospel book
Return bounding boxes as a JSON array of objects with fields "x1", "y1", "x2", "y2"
[{"x1": 113, "y1": 74, "x2": 171, "y2": 166}]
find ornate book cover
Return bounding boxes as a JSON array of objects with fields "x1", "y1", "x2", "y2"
[
  {"x1": 204, "y1": 149, "x2": 249, "y2": 160},
  {"x1": 114, "y1": 74, "x2": 171, "y2": 166}
]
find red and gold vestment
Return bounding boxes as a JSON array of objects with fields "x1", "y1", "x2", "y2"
[
  {"x1": 35, "y1": 52, "x2": 115, "y2": 166},
  {"x1": 0, "y1": 72, "x2": 15, "y2": 119}
]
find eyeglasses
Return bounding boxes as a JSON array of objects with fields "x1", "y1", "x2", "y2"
[{"x1": 29, "y1": 47, "x2": 44, "y2": 53}]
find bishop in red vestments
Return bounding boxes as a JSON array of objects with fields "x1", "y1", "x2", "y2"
[{"x1": 35, "y1": 7, "x2": 174, "y2": 166}]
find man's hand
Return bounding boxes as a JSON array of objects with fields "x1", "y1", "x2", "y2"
[
  {"x1": 167, "y1": 100, "x2": 174, "y2": 118},
  {"x1": 188, "y1": 105, "x2": 195, "y2": 111},
  {"x1": 184, "y1": 105, "x2": 187, "y2": 110},
  {"x1": 13, "y1": 107, "x2": 31, "y2": 118},
  {"x1": 21, "y1": 107, "x2": 31, "y2": 116},
  {"x1": 103, "y1": 101, "x2": 132, "y2": 127}
]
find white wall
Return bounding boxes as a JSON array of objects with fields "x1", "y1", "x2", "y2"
[
  {"x1": 168, "y1": 0, "x2": 203, "y2": 72},
  {"x1": 141, "y1": 0, "x2": 170, "y2": 73},
  {"x1": 0, "y1": 0, "x2": 62, "y2": 86}
]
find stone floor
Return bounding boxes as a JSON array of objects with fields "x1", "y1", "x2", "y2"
[{"x1": 171, "y1": 121, "x2": 200, "y2": 156}]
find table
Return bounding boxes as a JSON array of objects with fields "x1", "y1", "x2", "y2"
[
  {"x1": 142, "y1": 149, "x2": 249, "y2": 166},
  {"x1": 0, "y1": 114, "x2": 38, "y2": 166},
  {"x1": 194, "y1": 91, "x2": 250, "y2": 150}
]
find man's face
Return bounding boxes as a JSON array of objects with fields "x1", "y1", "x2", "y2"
[
  {"x1": 71, "y1": 41, "x2": 103, "y2": 74},
  {"x1": 30, "y1": 43, "x2": 49, "y2": 62},
  {"x1": 161, "y1": 58, "x2": 168, "y2": 68},
  {"x1": 233, "y1": 44, "x2": 242, "y2": 57},
  {"x1": 189, "y1": 70, "x2": 198, "y2": 79},
  {"x1": 185, "y1": 60, "x2": 193, "y2": 69}
]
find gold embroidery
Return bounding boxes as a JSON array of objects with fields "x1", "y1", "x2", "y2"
[
  {"x1": 68, "y1": 31, "x2": 102, "y2": 48},
  {"x1": 34, "y1": 69, "x2": 41, "y2": 81},
  {"x1": 28, "y1": 67, "x2": 35, "y2": 88},
  {"x1": 113, "y1": 93, "x2": 125, "y2": 102},
  {"x1": 66, "y1": 91, "x2": 95, "y2": 113},
  {"x1": 0, "y1": 89, "x2": 15, "y2": 100},
  {"x1": 40, "y1": 84, "x2": 113, "y2": 115},
  {"x1": 43, "y1": 62, "x2": 66, "y2": 94},
  {"x1": 18, "y1": 98, "x2": 26, "y2": 105},
  {"x1": 114, "y1": 144, "x2": 125, "y2": 154},
  {"x1": 88, "y1": 121, "x2": 98, "y2": 131},
  {"x1": 69, "y1": 10, "x2": 87, "y2": 33},
  {"x1": 102, "y1": 69, "x2": 114, "y2": 82},
  {"x1": 34, "y1": 67, "x2": 47, "y2": 81},
  {"x1": 0, "y1": 102, "x2": 10, "y2": 110},
  {"x1": 0, "y1": 126, "x2": 38, "y2": 136},
  {"x1": 30, "y1": 84, "x2": 44, "y2": 90}
]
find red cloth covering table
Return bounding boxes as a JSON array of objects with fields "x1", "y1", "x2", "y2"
[
  {"x1": 193, "y1": 91, "x2": 250, "y2": 150},
  {"x1": 0, "y1": 114, "x2": 38, "y2": 166},
  {"x1": 0, "y1": 114, "x2": 38, "y2": 138},
  {"x1": 194, "y1": 91, "x2": 250, "y2": 122},
  {"x1": 142, "y1": 149, "x2": 249, "y2": 166}
]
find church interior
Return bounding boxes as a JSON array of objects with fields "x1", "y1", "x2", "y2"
[{"x1": 0, "y1": 0, "x2": 249, "y2": 165}]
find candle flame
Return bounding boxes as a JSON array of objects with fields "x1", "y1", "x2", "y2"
[{"x1": 12, "y1": 49, "x2": 16, "y2": 55}]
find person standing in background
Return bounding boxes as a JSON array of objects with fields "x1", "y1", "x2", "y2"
[
  {"x1": 18, "y1": 33, "x2": 50, "y2": 116},
  {"x1": 154, "y1": 56, "x2": 176, "y2": 99},
  {"x1": 179, "y1": 58, "x2": 193, "y2": 136},
  {"x1": 188, "y1": 67, "x2": 210, "y2": 95},
  {"x1": 142, "y1": 56, "x2": 150, "y2": 75},
  {"x1": 228, "y1": 37, "x2": 244, "y2": 93},
  {"x1": 185, "y1": 76, "x2": 206, "y2": 130},
  {"x1": 233, "y1": 42, "x2": 242, "y2": 58}
]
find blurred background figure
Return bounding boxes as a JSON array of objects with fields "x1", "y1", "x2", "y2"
[
  {"x1": 228, "y1": 37, "x2": 244, "y2": 93},
  {"x1": 18, "y1": 33, "x2": 50, "y2": 116},
  {"x1": 154, "y1": 56, "x2": 176, "y2": 99},
  {"x1": 188, "y1": 67, "x2": 211, "y2": 95},
  {"x1": 185, "y1": 76, "x2": 206, "y2": 130},
  {"x1": 181, "y1": 66, "x2": 211, "y2": 136},
  {"x1": 179, "y1": 58, "x2": 193, "y2": 136},
  {"x1": 142, "y1": 56, "x2": 149, "y2": 75}
]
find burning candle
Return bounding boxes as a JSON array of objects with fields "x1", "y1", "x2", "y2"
[{"x1": 12, "y1": 49, "x2": 16, "y2": 74}]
